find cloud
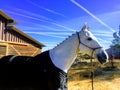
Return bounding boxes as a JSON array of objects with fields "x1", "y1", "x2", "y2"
[
  {"x1": 93, "y1": 29, "x2": 114, "y2": 48},
  {"x1": 51, "y1": 22, "x2": 76, "y2": 32},
  {"x1": 17, "y1": 25, "x2": 46, "y2": 30},
  {"x1": 5, "y1": 10, "x2": 47, "y2": 22},
  {"x1": 11, "y1": 7, "x2": 55, "y2": 21},
  {"x1": 97, "y1": 11, "x2": 120, "y2": 28},
  {"x1": 42, "y1": 42, "x2": 58, "y2": 44},
  {"x1": 5, "y1": 10, "x2": 75, "y2": 32},
  {"x1": 93, "y1": 30, "x2": 113, "y2": 37},
  {"x1": 97, "y1": 37, "x2": 112, "y2": 49},
  {"x1": 94, "y1": 33, "x2": 112, "y2": 37},
  {"x1": 70, "y1": 0, "x2": 115, "y2": 32},
  {"x1": 28, "y1": 31, "x2": 71, "y2": 35},
  {"x1": 26, "y1": 0, "x2": 67, "y2": 18},
  {"x1": 98, "y1": 37, "x2": 113, "y2": 43},
  {"x1": 19, "y1": 24, "x2": 74, "y2": 33},
  {"x1": 25, "y1": 31, "x2": 66, "y2": 38},
  {"x1": 40, "y1": 7, "x2": 67, "y2": 18}
]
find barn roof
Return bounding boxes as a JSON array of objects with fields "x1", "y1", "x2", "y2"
[
  {"x1": 8, "y1": 26, "x2": 45, "y2": 47},
  {"x1": 0, "y1": 10, "x2": 45, "y2": 48},
  {"x1": 0, "y1": 10, "x2": 17, "y2": 24}
]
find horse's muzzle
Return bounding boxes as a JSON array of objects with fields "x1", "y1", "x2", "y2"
[{"x1": 97, "y1": 51, "x2": 108, "y2": 64}]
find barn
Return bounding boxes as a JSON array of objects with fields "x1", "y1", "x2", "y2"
[{"x1": 0, "y1": 10, "x2": 45, "y2": 58}]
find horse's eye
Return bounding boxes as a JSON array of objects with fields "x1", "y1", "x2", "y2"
[{"x1": 87, "y1": 37, "x2": 92, "y2": 41}]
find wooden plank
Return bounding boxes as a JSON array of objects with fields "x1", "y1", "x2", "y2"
[
  {"x1": 2, "y1": 22, "x2": 5, "y2": 41},
  {"x1": 8, "y1": 44, "x2": 41, "y2": 56},
  {"x1": 0, "y1": 40, "x2": 29, "y2": 46},
  {"x1": 0, "y1": 21, "x2": 2, "y2": 40},
  {"x1": 6, "y1": 43, "x2": 8, "y2": 55},
  {"x1": 0, "y1": 40, "x2": 41, "y2": 56},
  {"x1": 8, "y1": 45, "x2": 20, "y2": 55},
  {"x1": 32, "y1": 48, "x2": 39, "y2": 56},
  {"x1": 0, "y1": 45, "x2": 6, "y2": 55},
  {"x1": 6, "y1": 30, "x2": 9, "y2": 41}
]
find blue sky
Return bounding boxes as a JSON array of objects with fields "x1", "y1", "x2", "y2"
[{"x1": 0, "y1": 0, "x2": 120, "y2": 51}]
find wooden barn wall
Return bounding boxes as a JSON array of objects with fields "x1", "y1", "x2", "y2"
[
  {"x1": 6, "y1": 29, "x2": 42, "y2": 49},
  {"x1": 6, "y1": 30, "x2": 27, "y2": 43},
  {"x1": 0, "y1": 16, "x2": 6, "y2": 41},
  {"x1": 7, "y1": 44, "x2": 41, "y2": 56},
  {"x1": 0, "y1": 44, "x2": 6, "y2": 58},
  {"x1": 0, "y1": 16, "x2": 38, "y2": 46},
  {"x1": 0, "y1": 15, "x2": 42, "y2": 58}
]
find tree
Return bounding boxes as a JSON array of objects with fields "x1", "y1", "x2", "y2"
[
  {"x1": 78, "y1": 52, "x2": 91, "y2": 59},
  {"x1": 111, "y1": 32, "x2": 120, "y2": 48}
]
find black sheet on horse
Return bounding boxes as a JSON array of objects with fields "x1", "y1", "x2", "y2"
[{"x1": 0, "y1": 51, "x2": 67, "y2": 90}]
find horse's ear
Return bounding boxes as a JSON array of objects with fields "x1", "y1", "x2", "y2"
[{"x1": 82, "y1": 24, "x2": 87, "y2": 31}]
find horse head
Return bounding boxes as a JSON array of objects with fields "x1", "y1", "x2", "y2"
[{"x1": 78, "y1": 24, "x2": 108, "y2": 64}]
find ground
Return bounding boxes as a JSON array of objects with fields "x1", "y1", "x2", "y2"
[{"x1": 68, "y1": 59, "x2": 120, "y2": 90}]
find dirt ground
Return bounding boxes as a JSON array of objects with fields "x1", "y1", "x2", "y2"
[
  {"x1": 68, "y1": 78, "x2": 120, "y2": 90},
  {"x1": 68, "y1": 59, "x2": 120, "y2": 90}
]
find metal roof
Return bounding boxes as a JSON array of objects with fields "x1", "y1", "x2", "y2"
[{"x1": 0, "y1": 10, "x2": 17, "y2": 24}]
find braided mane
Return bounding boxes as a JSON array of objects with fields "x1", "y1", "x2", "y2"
[{"x1": 52, "y1": 32, "x2": 77, "y2": 50}]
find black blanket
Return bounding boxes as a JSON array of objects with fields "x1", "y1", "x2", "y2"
[{"x1": 0, "y1": 51, "x2": 67, "y2": 90}]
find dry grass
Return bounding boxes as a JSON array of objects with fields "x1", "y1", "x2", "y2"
[
  {"x1": 68, "y1": 78, "x2": 120, "y2": 90},
  {"x1": 68, "y1": 59, "x2": 120, "y2": 90}
]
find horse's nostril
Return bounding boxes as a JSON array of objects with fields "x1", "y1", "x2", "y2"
[{"x1": 97, "y1": 53, "x2": 107, "y2": 64}]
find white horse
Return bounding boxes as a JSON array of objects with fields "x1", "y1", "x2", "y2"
[
  {"x1": 50, "y1": 25, "x2": 108, "y2": 73},
  {"x1": 0, "y1": 24, "x2": 108, "y2": 90}
]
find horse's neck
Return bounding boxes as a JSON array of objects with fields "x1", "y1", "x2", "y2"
[{"x1": 49, "y1": 34, "x2": 79, "y2": 73}]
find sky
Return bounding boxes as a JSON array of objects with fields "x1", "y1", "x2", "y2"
[{"x1": 0, "y1": 0, "x2": 120, "y2": 51}]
